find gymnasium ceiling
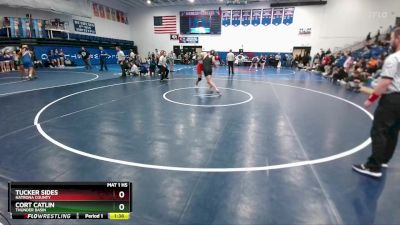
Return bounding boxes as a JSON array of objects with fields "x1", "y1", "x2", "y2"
[{"x1": 119, "y1": 0, "x2": 325, "y2": 8}]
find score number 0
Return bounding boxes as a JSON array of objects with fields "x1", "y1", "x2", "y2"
[{"x1": 119, "y1": 191, "x2": 125, "y2": 211}]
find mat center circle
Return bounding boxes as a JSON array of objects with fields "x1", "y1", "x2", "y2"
[{"x1": 163, "y1": 87, "x2": 254, "y2": 107}]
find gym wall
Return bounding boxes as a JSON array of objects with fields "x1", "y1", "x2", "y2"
[{"x1": 129, "y1": 0, "x2": 399, "y2": 56}]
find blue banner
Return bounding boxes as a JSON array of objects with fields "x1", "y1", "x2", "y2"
[
  {"x1": 283, "y1": 7, "x2": 295, "y2": 25},
  {"x1": 231, "y1": 10, "x2": 241, "y2": 27},
  {"x1": 32, "y1": 19, "x2": 39, "y2": 38},
  {"x1": 20, "y1": 18, "x2": 26, "y2": 37},
  {"x1": 34, "y1": 46, "x2": 129, "y2": 66},
  {"x1": 222, "y1": 10, "x2": 231, "y2": 27},
  {"x1": 241, "y1": 9, "x2": 251, "y2": 26},
  {"x1": 33, "y1": 19, "x2": 45, "y2": 38},
  {"x1": 261, "y1": 8, "x2": 272, "y2": 26},
  {"x1": 251, "y1": 9, "x2": 262, "y2": 26},
  {"x1": 272, "y1": 8, "x2": 283, "y2": 26},
  {"x1": 20, "y1": 18, "x2": 30, "y2": 38}
]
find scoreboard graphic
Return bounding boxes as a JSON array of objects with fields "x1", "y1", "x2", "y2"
[{"x1": 8, "y1": 182, "x2": 132, "y2": 220}]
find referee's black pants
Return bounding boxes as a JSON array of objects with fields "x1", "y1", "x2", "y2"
[
  {"x1": 228, "y1": 61, "x2": 234, "y2": 75},
  {"x1": 160, "y1": 66, "x2": 169, "y2": 80},
  {"x1": 367, "y1": 93, "x2": 400, "y2": 168}
]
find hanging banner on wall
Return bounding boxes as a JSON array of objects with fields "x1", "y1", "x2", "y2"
[
  {"x1": 241, "y1": 9, "x2": 251, "y2": 26},
  {"x1": 20, "y1": 17, "x2": 28, "y2": 38},
  {"x1": 111, "y1": 9, "x2": 117, "y2": 21},
  {"x1": 98, "y1": 4, "x2": 105, "y2": 18},
  {"x1": 222, "y1": 10, "x2": 231, "y2": 27},
  {"x1": 231, "y1": 10, "x2": 241, "y2": 27},
  {"x1": 261, "y1": 8, "x2": 272, "y2": 26},
  {"x1": 179, "y1": 36, "x2": 199, "y2": 44},
  {"x1": 93, "y1": 3, "x2": 99, "y2": 17},
  {"x1": 73, "y1": 19, "x2": 96, "y2": 34},
  {"x1": 251, "y1": 9, "x2": 262, "y2": 26},
  {"x1": 9, "y1": 17, "x2": 21, "y2": 38},
  {"x1": 32, "y1": 19, "x2": 44, "y2": 38},
  {"x1": 93, "y1": 2, "x2": 128, "y2": 24},
  {"x1": 272, "y1": 8, "x2": 283, "y2": 26},
  {"x1": 106, "y1": 7, "x2": 112, "y2": 20},
  {"x1": 283, "y1": 7, "x2": 295, "y2": 25}
]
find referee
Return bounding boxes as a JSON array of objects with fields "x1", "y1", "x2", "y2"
[
  {"x1": 353, "y1": 27, "x2": 400, "y2": 178},
  {"x1": 226, "y1": 49, "x2": 235, "y2": 75}
]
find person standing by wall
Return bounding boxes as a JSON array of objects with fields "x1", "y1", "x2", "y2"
[
  {"x1": 129, "y1": 49, "x2": 135, "y2": 61},
  {"x1": 99, "y1": 46, "x2": 109, "y2": 72},
  {"x1": 353, "y1": 27, "x2": 400, "y2": 178},
  {"x1": 149, "y1": 53, "x2": 157, "y2": 77},
  {"x1": 78, "y1": 47, "x2": 92, "y2": 70},
  {"x1": 59, "y1": 49, "x2": 65, "y2": 68},
  {"x1": 116, "y1": 46, "x2": 126, "y2": 77},
  {"x1": 226, "y1": 49, "x2": 235, "y2": 75}
]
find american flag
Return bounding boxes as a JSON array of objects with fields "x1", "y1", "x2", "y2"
[{"x1": 154, "y1": 16, "x2": 177, "y2": 34}]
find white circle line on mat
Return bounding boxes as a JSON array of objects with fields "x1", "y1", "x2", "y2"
[
  {"x1": 163, "y1": 87, "x2": 253, "y2": 107},
  {"x1": 0, "y1": 71, "x2": 99, "y2": 97},
  {"x1": 34, "y1": 78, "x2": 373, "y2": 172}
]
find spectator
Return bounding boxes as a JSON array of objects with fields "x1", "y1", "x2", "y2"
[
  {"x1": 366, "y1": 32, "x2": 372, "y2": 42},
  {"x1": 275, "y1": 53, "x2": 282, "y2": 68},
  {"x1": 0, "y1": 51, "x2": 5, "y2": 72},
  {"x1": 367, "y1": 56, "x2": 379, "y2": 74},
  {"x1": 332, "y1": 67, "x2": 348, "y2": 85},
  {"x1": 343, "y1": 52, "x2": 354, "y2": 72},
  {"x1": 129, "y1": 62, "x2": 139, "y2": 76},
  {"x1": 58, "y1": 49, "x2": 65, "y2": 67},
  {"x1": 312, "y1": 53, "x2": 321, "y2": 68},
  {"x1": 302, "y1": 53, "x2": 311, "y2": 68},
  {"x1": 326, "y1": 48, "x2": 332, "y2": 55},
  {"x1": 116, "y1": 46, "x2": 126, "y2": 77},
  {"x1": 167, "y1": 51, "x2": 175, "y2": 72},
  {"x1": 3, "y1": 51, "x2": 12, "y2": 72},
  {"x1": 54, "y1": 49, "x2": 61, "y2": 67},
  {"x1": 129, "y1": 49, "x2": 135, "y2": 61},
  {"x1": 259, "y1": 55, "x2": 267, "y2": 70},
  {"x1": 286, "y1": 54, "x2": 293, "y2": 67},
  {"x1": 47, "y1": 50, "x2": 55, "y2": 67},
  {"x1": 149, "y1": 54, "x2": 156, "y2": 76},
  {"x1": 374, "y1": 29, "x2": 381, "y2": 43}
]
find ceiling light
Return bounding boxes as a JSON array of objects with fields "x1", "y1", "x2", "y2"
[
  {"x1": 188, "y1": 0, "x2": 195, "y2": 3},
  {"x1": 147, "y1": 0, "x2": 151, "y2": 4}
]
